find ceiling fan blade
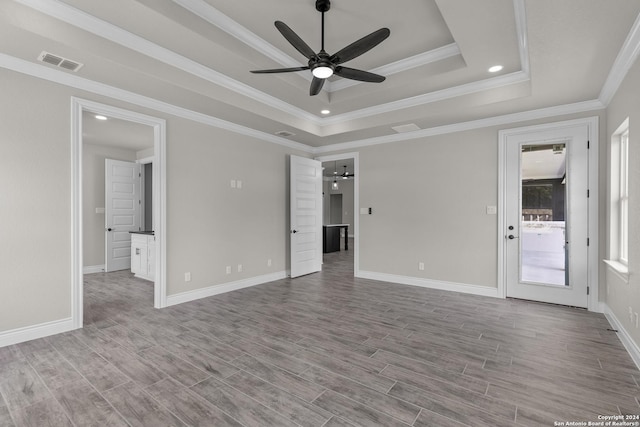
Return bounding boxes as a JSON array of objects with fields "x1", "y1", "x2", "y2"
[
  {"x1": 330, "y1": 28, "x2": 390, "y2": 65},
  {"x1": 334, "y1": 66, "x2": 385, "y2": 83},
  {"x1": 309, "y1": 77, "x2": 325, "y2": 96},
  {"x1": 250, "y1": 66, "x2": 309, "y2": 74},
  {"x1": 275, "y1": 21, "x2": 316, "y2": 60}
]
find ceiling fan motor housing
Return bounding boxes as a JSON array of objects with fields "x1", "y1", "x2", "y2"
[{"x1": 316, "y1": 0, "x2": 331, "y2": 13}]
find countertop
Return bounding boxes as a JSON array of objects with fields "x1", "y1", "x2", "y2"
[{"x1": 129, "y1": 230, "x2": 154, "y2": 235}]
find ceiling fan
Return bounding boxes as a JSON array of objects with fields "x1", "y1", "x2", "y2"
[
  {"x1": 341, "y1": 165, "x2": 354, "y2": 178},
  {"x1": 250, "y1": 0, "x2": 390, "y2": 96}
]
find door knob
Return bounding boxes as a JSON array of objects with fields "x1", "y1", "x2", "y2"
[
  {"x1": 291, "y1": 229, "x2": 298, "y2": 234},
  {"x1": 508, "y1": 225, "x2": 514, "y2": 230},
  {"x1": 508, "y1": 234, "x2": 518, "y2": 240},
  {"x1": 107, "y1": 228, "x2": 113, "y2": 232}
]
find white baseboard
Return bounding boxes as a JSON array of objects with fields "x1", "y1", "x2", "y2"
[
  {"x1": 602, "y1": 303, "x2": 640, "y2": 370},
  {"x1": 83, "y1": 265, "x2": 105, "y2": 274},
  {"x1": 356, "y1": 270, "x2": 499, "y2": 298},
  {"x1": 166, "y1": 271, "x2": 287, "y2": 307},
  {"x1": 0, "y1": 317, "x2": 75, "y2": 348}
]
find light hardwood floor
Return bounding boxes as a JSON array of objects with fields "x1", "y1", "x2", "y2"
[{"x1": 1, "y1": 244, "x2": 638, "y2": 426}]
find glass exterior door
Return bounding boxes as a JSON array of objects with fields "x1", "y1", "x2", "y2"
[
  {"x1": 504, "y1": 123, "x2": 589, "y2": 308},
  {"x1": 520, "y1": 143, "x2": 568, "y2": 287}
]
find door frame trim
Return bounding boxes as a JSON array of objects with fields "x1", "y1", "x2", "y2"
[
  {"x1": 314, "y1": 152, "x2": 359, "y2": 276},
  {"x1": 71, "y1": 97, "x2": 167, "y2": 329},
  {"x1": 497, "y1": 116, "x2": 599, "y2": 311}
]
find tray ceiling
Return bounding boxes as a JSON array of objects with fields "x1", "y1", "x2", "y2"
[{"x1": 1, "y1": 0, "x2": 639, "y2": 150}]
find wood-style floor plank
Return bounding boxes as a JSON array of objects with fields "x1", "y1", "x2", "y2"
[
  {"x1": 0, "y1": 244, "x2": 638, "y2": 426},
  {"x1": 101, "y1": 382, "x2": 187, "y2": 427},
  {"x1": 52, "y1": 380, "x2": 128, "y2": 427}
]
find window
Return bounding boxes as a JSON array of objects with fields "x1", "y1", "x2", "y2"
[
  {"x1": 609, "y1": 118, "x2": 629, "y2": 272},
  {"x1": 619, "y1": 129, "x2": 629, "y2": 264}
]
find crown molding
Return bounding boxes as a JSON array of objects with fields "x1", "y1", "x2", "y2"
[
  {"x1": 172, "y1": 0, "x2": 313, "y2": 83},
  {"x1": 174, "y1": 0, "x2": 462, "y2": 93},
  {"x1": 329, "y1": 43, "x2": 461, "y2": 92},
  {"x1": 513, "y1": 0, "x2": 530, "y2": 75},
  {"x1": 1, "y1": 50, "x2": 606, "y2": 155},
  {"x1": 313, "y1": 99, "x2": 605, "y2": 154},
  {"x1": 14, "y1": 0, "x2": 319, "y2": 124},
  {"x1": 16, "y1": 0, "x2": 532, "y2": 129},
  {"x1": 599, "y1": 11, "x2": 640, "y2": 106},
  {"x1": 321, "y1": 71, "x2": 530, "y2": 126},
  {"x1": 0, "y1": 53, "x2": 313, "y2": 153}
]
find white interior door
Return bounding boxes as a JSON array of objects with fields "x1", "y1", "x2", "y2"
[
  {"x1": 504, "y1": 124, "x2": 589, "y2": 307},
  {"x1": 290, "y1": 155, "x2": 322, "y2": 278},
  {"x1": 105, "y1": 159, "x2": 141, "y2": 272}
]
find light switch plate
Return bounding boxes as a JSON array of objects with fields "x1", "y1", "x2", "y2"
[
  {"x1": 360, "y1": 208, "x2": 368, "y2": 215},
  {"x1": 237, "y1": 180, "x2": 242, "y2": 189},
  {"x1": 95, "y1": 207, "x2": 105, "y2": 214},
  {"x1": 486, "y1": 206, "x2": 497, "y2": 215},
  {"x1": 230, "y1": 180, "x2": 236, "y2": 188}
]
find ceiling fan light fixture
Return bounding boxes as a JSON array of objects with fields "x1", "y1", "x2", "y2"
[{"x1": 312, "y1": 65, "x2": 334, "y2": 79}]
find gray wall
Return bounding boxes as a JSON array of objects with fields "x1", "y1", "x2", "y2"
[
  {"x1": 83, "y1": 144, "x2": 137, "y2": 268},
  {"x1": 0, "y1": 68, "x2": 307, "y2": 333},
  {"x1": 604, "y1": 56, "x2": 640, "y2": 348},
  {"x1": 0, "y1": 55, "x2": 634, "y2": 349},
  {"x1": 327, "y1": 109, "x2": 607, "y2": 290},
  {"x1": 0, "y1": 70, "x2": 72, "y2": 331},
  {"x1": 323, "y1": 178, "x2": 354, "y2": 233}
]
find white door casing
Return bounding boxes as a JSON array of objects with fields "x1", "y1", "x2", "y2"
[
  {"x1": 290, "y1": 155, "x2": 322, "y2": 278},
  {"x1": 499, "y1": 119, "x2": 596, "y2": 308},
  {"x1": 105, "y1": 159, "x2": 141, "y2": 272}
]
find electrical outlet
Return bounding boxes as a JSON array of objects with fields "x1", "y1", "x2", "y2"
[
  {"x1": 237, "y1": 264, "x2": 243, "y2": 273},
  {"x1": 226, "y1": 266, "x2": 231, "y2": 274},
  {"x1": 486, "y1": 205, "x2": 497, "y2": 215},
  {"x1": 418, "y1": 262, "x2": 425, "y2": 271},
  {"x1": 267, "y1": 259, "x2": 272, "y2": 267},
  {"x1": 184, "y1": 272, "x2": 191, "y2": 282}
]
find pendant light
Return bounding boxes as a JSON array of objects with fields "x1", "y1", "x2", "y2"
[{"x1": 332, "y1": 161, "x2": 339, "y2": 190}]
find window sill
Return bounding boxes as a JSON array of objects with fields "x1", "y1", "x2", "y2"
[{"x1": 603, "y1": 259, "x2": 629, "y2": 283}]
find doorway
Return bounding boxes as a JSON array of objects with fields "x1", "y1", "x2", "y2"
[
  {"x1": 498, "y1": 117, "x2": 599, "y2": 309},
  {"x1": 71, "y1": 98, "x2": 167, "y2": 329},
  {"x1": 316, "y1": 153, "x2": 359, "y2": 275}
]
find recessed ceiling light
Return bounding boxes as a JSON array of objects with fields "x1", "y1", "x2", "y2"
[
  {"x1": 488, "y1": 65, "x2": 503, "y2": 73},
  {"x1": 321, "y1": 109, "x2": 330, "y2": 115},
  {"x1": 95, "y1": 115, "x2": 108, "y2": 121}
]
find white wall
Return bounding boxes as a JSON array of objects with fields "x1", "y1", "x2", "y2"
[
  {"x1": 82, "y1": 144, "x2": 137, "y2": 268},
  {"x1": 604, "y1": 55, "x2": 640, "y2": 349}
]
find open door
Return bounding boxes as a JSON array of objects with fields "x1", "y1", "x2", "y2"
[
  {"x1": 290, "y1": 155, "x2": 322, "y2": 278},
  {"x1": 105, "y1": 159, "x2": 141, "y2": 272}
]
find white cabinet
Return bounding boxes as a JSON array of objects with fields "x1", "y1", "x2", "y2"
[{"x1": 131, "y1": 233, "x2": 155, "y2": 281}]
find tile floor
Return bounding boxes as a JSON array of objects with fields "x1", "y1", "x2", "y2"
[{"x1": 0, "y1": 243, "x2": 638, "y2": 426}]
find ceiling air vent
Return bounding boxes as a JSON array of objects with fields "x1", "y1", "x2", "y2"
[
  {"x1": 275, "y1": 130, "x2": 296, "y2": 138},
  {"x1": 37, "y1": 51, "x2": 84, "y2": 72},
  {"x1": 392, "y1": 123, "x2": 421, "y2": 133}
]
